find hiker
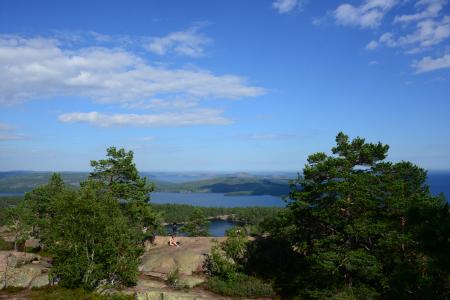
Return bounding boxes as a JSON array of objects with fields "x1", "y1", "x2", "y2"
[{"x1": 169, "y1": 234, "x2": 179, "y2": 247}]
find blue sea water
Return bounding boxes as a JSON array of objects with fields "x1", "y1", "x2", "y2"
[
  {"x1": 427, "y1": 171, "x2": 450, "y2": 202},
  {"x1": 151, "y1": 192, "x2": 285, "y2": 207},
  {"x1": 165, "y1": 219, "x2": 238, "y2": 237}
]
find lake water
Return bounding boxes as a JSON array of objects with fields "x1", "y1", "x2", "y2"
[
  {"x1": 165, "y1": 219, "x2": 238, "y2": 237},
  {"x1": 151, "y1": 192, "x2": 285, "y2": 207}
]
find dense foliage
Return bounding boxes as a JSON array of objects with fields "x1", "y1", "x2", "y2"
[
  {"x1": 13, "y1": 147, "x2": 159, "y2": 290},
  {"x1": 44, "y1": 181, "x2": 142, "y2": 288},
  {"x1": 206, "y1": 273, "x2": 274, "y2": 298},
  {"x1": 89, "y1": 147, "x2": 159, "y2": 231},
  {"x1": 151, "y1": 203, "x2": 283, "y2": 227},
  {"x1": 180, "y1": 208, "x2": 209, "y2": 236},
  {"x1": 204, "y1": 227, "x2": 274, "y2": 297},
  {"x1": 0, "y1": 195, "x2": 23, "y2": 209},
  {"x1": 256, "y1": 132, "x2": 450, "y2": 299}
]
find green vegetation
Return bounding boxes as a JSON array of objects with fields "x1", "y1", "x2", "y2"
[
  {"x1": 249, "y1": 132, "x2": 450, "y2": 299},
  {"x1": 204, "y1": 227, "x2": 274, "y2": 297},
  {"x1": 2, "y1": 147, "x2": 159, "y2": 291},
  {"x1": 44, "y1": 180, "x2": 142, "y2": 289},
  {"x1": 155, "y1": 175, "x2": 290, "y2": 196},
  {"x1": 0, "y1": 237, "x2": 12, "y2": 250},
  {"x1": 151, "y1": 203, "x2": 284, "y2": 226},
  {"x1": 167, "y1": 267, "x2": 182, "y2": 289},
  {"x1": 29, "y1": 286, "x2": 132, "y2": 300},
  {"x1": 4, "y1": 202, "x2": 32, "y2": 250},
  {"x1": 180, "y1": 208, "x2": 210, "y2": 236},
  {"x1": 0, "y1": 172, "x2": 87, "y2": 193},
  {"x1": 206, "y1": 274, "x2": 274, "y2": 298},
  {"x1": 0, "y1": 195, "x2": 23, "y2": 208},
  {"x1": 1, "y1": 133, "x2": 449, "y2": 299}
]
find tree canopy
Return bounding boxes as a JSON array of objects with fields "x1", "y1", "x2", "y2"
[
  {"x1": 19, "y1": 147, "x2": 160, "y2": 290},
  {"x1": 259, "y1": 132, "x2": 450, "y2": 299}
]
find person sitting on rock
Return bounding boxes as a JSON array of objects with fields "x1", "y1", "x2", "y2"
[{"x1": 168, "y1": 235, "x2": 179, "y2": 247}]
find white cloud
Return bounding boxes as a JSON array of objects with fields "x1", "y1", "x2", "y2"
[
  {"x1": 145, "y1": 25, "x2": 212, "y2": 57},
  {"x1": 122, "y1": 98, "x2": 199, "y2": 110},
  {"x1": 369, "y1": 60, "x2": 379, "y2": 65},
  {"x1": 272, "y1": 0, "x2": 306, "y2": 14},
  {"x1": 334, "y1": 0, "x2": 399, "y2": 28},
  {"x1": 0, "y1": 35, "x2": 265, "y2": 106},
  {"x1": 413, "y1": 53, "x2": 450, "y2": 73},
  {"x1": 377, "y1": 16, "x2": 450, "y2": 51},
  {"x1": 58, "y1": 109, "x2": 233, "y2": 127},
  {"x1": 394, "y1": 0, "x2": 447, "y2": 23},
  {"x1": 366, "y1": 40, "x2": 379, "y2": 49}
]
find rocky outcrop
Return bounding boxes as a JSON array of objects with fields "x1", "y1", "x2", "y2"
[
  {"x1": 0, "y1": 251, "x2": 51, "y2": 290},
  {"x1": 140, "y1": 236, "x2": 226, "y2": 277},
  {"x1": 133, "y1": 237, "x2": 229, "y2": 299}
]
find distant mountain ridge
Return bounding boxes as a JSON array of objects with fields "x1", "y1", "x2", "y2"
[
  {"x1": 0, "y1": 171, "x2": 447, "y2": 200},
  {"x1": 0, "y1": 171, "x2": 293, "y2": 196}
]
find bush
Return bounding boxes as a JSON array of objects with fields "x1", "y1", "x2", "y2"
[
  {"x1": 167, "y1": 267, "x2": 181, "y2": 289},
  {"x1": 203, "y1": 242, "x2": 238, "y2": 280},
  {"x1": 0, "y1": 238, "x2": 12, "y2": 250},
  {"x1": 206, "y1": 273, "x2": 274, "y2": 298}
]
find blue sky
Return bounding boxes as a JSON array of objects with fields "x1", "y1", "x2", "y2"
[{"x1": 0, "y1": 0, "x2": 449, "y2": 172}]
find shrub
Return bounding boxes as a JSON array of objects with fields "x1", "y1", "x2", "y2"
[
  {"x1": 206, "y1": 273, "x2": 274, "y2": 298},
  {"x1": 203, "y1": 241, "x2": 238, "y2": 280},
  {"x1": 0, "y1": 238, "x2": 12, "y2": 250},
  {"x1": 167, "y1": 267, "x2": 181, "y2": 289}
]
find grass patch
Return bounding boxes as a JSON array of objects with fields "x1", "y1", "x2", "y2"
[
  {"x1": 2, "y1": 286, "x2": 25, "y2": 293},
  {"x1": 206, "y1": 273, "x2": 274, "y2": 298},
  {"x1": 30, "y1": 286, "x2": 132, "y2": 300}
]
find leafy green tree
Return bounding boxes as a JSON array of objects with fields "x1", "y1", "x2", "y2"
[
  {"x1": 264, "y1": 132, "x2": 450, "y2": 299},
  {"x1": 89, "y1": 147, "x2": 158, "y2": 230},
  {"x1": 89, "y1": 147, "x2": 153, "y2": 203},
  {"x1": 181, "y1": 208, "x2": 210, "y2": 237},
  {"x1": 23, "y1": 173, "x2": 66, "y2": 238},
  {"x1": 5, "y1": 203, "x2": 32, "y2": 251},
  {"x1": 45, "y1": 180, "x2": 141, "y2": 289},
  {"x1": 20, "y1": 147, "x2": 160, "y2": 290}
]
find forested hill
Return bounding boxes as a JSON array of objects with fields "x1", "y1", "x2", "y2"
[
  {"x1": 0, "y1": 171, "x2": 292, "y2": 196},
  {"x1": 155, "y1": 175, "x2": 291, "y2": 196}
]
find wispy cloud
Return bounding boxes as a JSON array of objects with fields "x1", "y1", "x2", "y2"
[
  {"x1": 0, "y1": 35, "x2": 265, "y2": 107},
  {"x1": 370, "y1": 16, "x2": 450, "y2": 53},
  {"x1": 413, "y1": 53, "x2": 450, "y2": 73},
  {"x1": 58, "y1": 109, "x2": 233, "y2": 127},
  {"x1": 272, "y1": 0, "x2": 306, "y2": 14},
  {"x1": 0, "y1": 122, "x2": 27, "y2": 141},
  {"x1": 145, "y1": 25, "x2": 212, "y2": 57},
  {"x1": 326, "y1": 0, "x2": 450, "y2": 73},
  {"x1": 122, "y1": 98, "x2": 199, "y2": 110},
  {"x1": 366, "y1": 40, "x2": 379, "y2": 49},
  {"x1": 334, "y1": 0, "x2": 399, "y2": 28},
  {"x1": 394, "y1": 0, "x2": 447, "y2": 23}
]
